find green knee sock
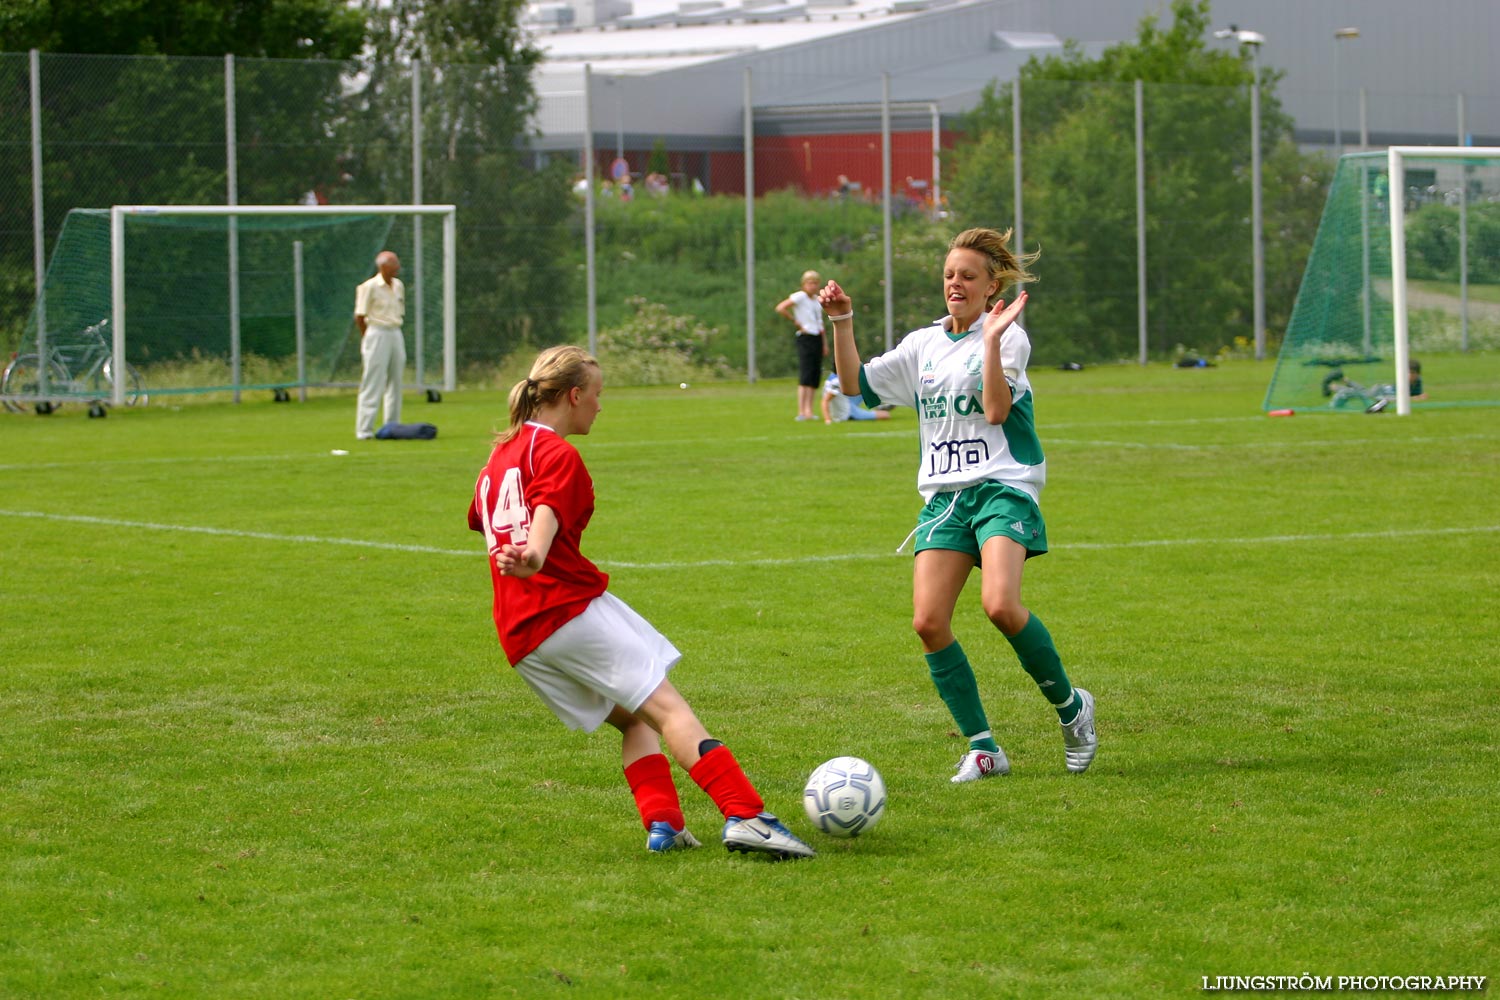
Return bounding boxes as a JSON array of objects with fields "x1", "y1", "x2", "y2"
[
  {"x1": 925, "y1": 641, "x2": 998, "y2": 753},
  {"x1": 1005, "y1": 614, "x2": 1079, "y2": 723}
]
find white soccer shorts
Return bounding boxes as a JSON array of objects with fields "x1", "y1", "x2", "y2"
[{"x1": 514, "y1": 591, "x2": 682, "y2": 732}]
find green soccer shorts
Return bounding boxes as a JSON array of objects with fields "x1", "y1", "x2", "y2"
[{"x1": 912, "y1": 481, "x2": 1049, "y2": 560}]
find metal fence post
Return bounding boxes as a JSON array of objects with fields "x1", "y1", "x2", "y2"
[
  {"x1": 294, "y1": 240, "x2": 307, "y2": 401},
  {"x1": 1135, "y1": 79, "x2": 1147, "y2": 365},
  {"x1": 1251, "y1": 50, "x2": 1265, "y2": 361},
  {"x1": 1458, "y1": 92, "x2": 1470, "y2": 351},
  {"x1": 30, "y1": 49, "x2": 47, "y2": 399},
  {"x1": 583, "y1": 64, "x2": 597, "y2": 356},
  {"x1": 412, "y1": 58, "x2": 426, "y2": 391},
  {"x1": 1012, "y1": 78, "x2": 1023, "y2": 284},
  {"x1": 225, "y1": 53, "x2": 242, "y2": 401},
  {"x1": 744, "y1": 67, "x2": 757, "y2": 382},
  {"x1": 881, "y1": 72, "x2": 893, "y2": 352}
]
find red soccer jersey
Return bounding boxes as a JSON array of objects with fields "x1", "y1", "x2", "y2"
[{"x1": 468, "y1": 422, "x2": 610, "y2": 664}]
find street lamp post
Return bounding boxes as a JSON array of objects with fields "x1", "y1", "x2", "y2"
[
  {"x1": 1216, "y1": 26, "x2": 1266, "y2": 360},
  {"x1": 1333, "y1": 27, "x2": 1360, "y2": 155}
]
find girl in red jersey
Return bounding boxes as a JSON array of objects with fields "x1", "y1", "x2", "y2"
[{"x1": 469, "y1": 345, "x2": 814, "y2": 859}]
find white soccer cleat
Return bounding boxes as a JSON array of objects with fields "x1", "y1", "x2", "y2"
[
  {"x1": 722, "y1": 812, "x2": 816, "y2": 860},
  {"x1": 951, "y1": 747, "x2": 1010, "y2": 783},
  {"x1": 1061, "y1": 688, "x2": 1098, "y2": 773}
]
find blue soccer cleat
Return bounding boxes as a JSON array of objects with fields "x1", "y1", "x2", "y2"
[{"x1": 647, "y1": 821, "x2": 701, "y2": 853}]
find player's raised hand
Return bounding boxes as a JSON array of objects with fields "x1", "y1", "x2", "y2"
[
  {"x1": 819, "y1": 280, "x2": 851, "y2": 316},
  {"x1": 982, "y1": 291, "x2": 1028, "y2": 342}
]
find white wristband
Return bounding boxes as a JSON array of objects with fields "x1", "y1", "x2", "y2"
[{"x1": 827, "y1": 311, "x2": 853, "y2": 322}]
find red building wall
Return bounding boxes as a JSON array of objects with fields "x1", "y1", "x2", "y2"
[
  {"x1": 583, "y1": 130, "x2": 954, "y2": 202},
  {"x1": 710, "y1": 130, "x2": 955, "y2": 201}
]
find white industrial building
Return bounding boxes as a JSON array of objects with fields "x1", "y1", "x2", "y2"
[{"x1": 524, "y1": 0, "x2": 1500, "y2": 166}]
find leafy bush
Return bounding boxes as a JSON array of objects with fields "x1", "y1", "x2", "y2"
[
  {"x1": 594, "y1": 296, "x2": 732, "y2": 386},
  {"x1": 1407, "y1": 201, "x2": 1500, "y2": 283}
]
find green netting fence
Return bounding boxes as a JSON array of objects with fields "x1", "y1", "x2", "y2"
[
  {"x1": 8, "y1": 207, "x2": 452, "y2": 404},
  {"x1": 1266, "y1": 151, "x2": 1500, "y2": 413}
]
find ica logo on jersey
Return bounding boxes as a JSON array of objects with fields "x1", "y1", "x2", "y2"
[{"x1": 920, "y1": 391, "x2": 983, "y2": 420}]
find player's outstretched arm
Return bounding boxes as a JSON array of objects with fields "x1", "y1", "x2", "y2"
[{"x1": 819, "y1": 280, "x2": 862, "y2": 393}]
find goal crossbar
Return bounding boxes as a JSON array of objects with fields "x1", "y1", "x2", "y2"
[
  {"x1": 1386, "y1": 148, "x2": 1500, "y2": 415},
  {"x1": 106, "y1": 204, "x2": 456, "y2": 406}
]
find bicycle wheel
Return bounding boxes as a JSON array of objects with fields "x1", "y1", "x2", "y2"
[
  {"x1": 2, "y1": 355, "x2": 70, "y2": 414},
  {"x1": 100, "y1": 359, "x2": 148, "y2": 408}
]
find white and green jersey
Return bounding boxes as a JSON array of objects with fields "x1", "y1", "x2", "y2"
[{"x1": 858, "y1": 314, "x2": 1045, "y2": 502}]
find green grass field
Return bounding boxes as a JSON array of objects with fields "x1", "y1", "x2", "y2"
[{"x1": 3, "y1": 362, "x2": 1496, "y2": 998}]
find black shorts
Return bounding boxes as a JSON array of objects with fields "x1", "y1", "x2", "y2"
[{"x1": 795, "y1": 334, "x2": 823, "y2": 387}]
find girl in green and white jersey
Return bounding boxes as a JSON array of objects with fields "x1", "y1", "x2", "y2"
[{"x1": 819, "y1": 227, "x2": 1098, "y2": 783}]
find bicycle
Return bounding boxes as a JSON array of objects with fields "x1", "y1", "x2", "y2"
[{"x1": 2, "y1": 318, "x2": 147, "y2": 414}]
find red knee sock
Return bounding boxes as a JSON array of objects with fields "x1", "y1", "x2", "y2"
[
  {"x1": 688, "y1": 745, "x2": 764, "y2": 820},
  {"x1": 624, "y1": 753, "x2": 684, "y2": 830}
]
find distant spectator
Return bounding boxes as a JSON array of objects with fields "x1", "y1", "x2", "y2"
[
  {"x1": 775, "y1": 269, "x2": 829, "y2": 421},
  {"x1": 353, "y1": 250, "x2": 406, "y2": 441},
  {"x1": 821, "y1": 370, "x2": 890, "y2": 425}
]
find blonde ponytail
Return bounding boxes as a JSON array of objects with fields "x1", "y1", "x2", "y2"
[{"x1": 499, "y1": 346, "x2": 600, "y2": 442}]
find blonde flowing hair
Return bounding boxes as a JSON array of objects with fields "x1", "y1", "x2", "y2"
[
  {"x1": 949, "y1": 227, "x2": 1039, "y2": 307},
  {"x1": 499, "y1": 345, "x2": 600, "y2": 442}
]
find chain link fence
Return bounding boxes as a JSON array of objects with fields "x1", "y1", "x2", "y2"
[{"x1": 3, "y1": 49, "x2": 1491, "y2": 396}]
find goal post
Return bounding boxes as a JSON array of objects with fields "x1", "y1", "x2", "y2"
[
  {"x1": 103, "y1": 204, "x2": 456, "y2": 407},
  {"x1": 1267, "y1": 148, "x2": 1500, "y2": 416},
  {"x1": 1386, "y1": 147, "x2": 1500, "y2": 414}
]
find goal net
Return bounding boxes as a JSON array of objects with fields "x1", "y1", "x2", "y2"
[
  {"x1": 13, "y1": 204, "x2": 454, "y2": 406},
  {"x1": 1265, "y1": 148, "x2": 1500, "y2": 415}
]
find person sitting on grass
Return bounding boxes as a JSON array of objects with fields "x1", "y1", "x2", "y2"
[{"x1": 820, "y1": 370, "x2": 891, "y2": 425}]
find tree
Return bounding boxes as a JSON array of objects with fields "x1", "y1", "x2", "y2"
[
  {"x1": 0, "y1": 0, "x2": 365, "y2": 59},
  {"x1": 945, "y1": 0, "x2": 1325, "y2": 360},
  {"x1": 0, "y1": 1, "x2": 368, "y2": 351},
  {"x1": 353, "y1": 0, "x2": 574, "y2": 362}
]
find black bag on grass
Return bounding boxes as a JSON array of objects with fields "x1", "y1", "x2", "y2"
[{"x1": 375, "y1": 422, "x2": 438, "y2": 440}]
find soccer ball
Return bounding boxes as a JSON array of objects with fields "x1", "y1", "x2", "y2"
[{"x1": 803, "y1": 756, "x2": 886, "y2": 838}]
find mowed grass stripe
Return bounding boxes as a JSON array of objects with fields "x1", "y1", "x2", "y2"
[{"x1": 4, "y1": 507, "x2": 1496, "y2": 566}]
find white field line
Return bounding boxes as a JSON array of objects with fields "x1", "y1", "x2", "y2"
[
  {"x1": 2, "y1": 427, "x2": 1493, "y2": 473},
  {"x1": 4, "y1": 508, "x2": 1497, "y2": 569}
]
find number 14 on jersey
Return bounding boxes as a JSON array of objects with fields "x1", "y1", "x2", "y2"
[{"x1": 479, "y1": 467, "x2": 530, "y2": 553}]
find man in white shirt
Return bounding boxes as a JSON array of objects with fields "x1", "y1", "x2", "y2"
[{"x1": 353, "y1": 251, "x2": 406, "y2": 440}]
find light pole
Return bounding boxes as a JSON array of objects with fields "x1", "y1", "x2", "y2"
[
  {"x1": 1216, "y1": 26, "x2": 1266, "y2": 360},
  {"x1": 1333, "y1": 27, "x2": 1360, "y2": 155}
]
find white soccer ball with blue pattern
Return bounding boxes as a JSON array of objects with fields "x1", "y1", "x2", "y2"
[{"x1": 803, "y1": 756, "x2": 886, "y2": 838}]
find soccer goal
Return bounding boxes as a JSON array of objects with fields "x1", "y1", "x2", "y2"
[
  {"x1": 1266, "y1": 147, "x2": 1500, "y2": 415},
  {"x1": 12, "y1": 204, "x2": 454, "y2": 408}
]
